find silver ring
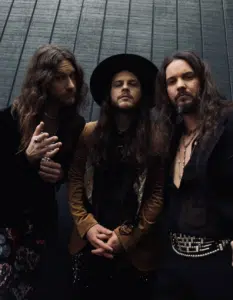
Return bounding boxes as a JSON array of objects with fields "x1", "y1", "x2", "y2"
[{"x1": 42, "y1": 157, "x2": 50, "y2": 162}]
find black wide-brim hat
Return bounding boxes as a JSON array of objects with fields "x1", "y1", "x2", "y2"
[{"x1": 90, "y1": 53, "x2": 158, "y2": 107}]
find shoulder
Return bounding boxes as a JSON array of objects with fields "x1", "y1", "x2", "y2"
[
  {"x1": 0, "y1": 106, "x2": 17, "y2": 130},
  {"x1": 82, "y1": 121, "x2": 98, "y2": 137},
  {"x1": 222, "y1": 108, "x2": 233, "y2": 134},
  {"x1": 0, "y1": 105, "x2": 13, "y2": 119},
  {"x1": 213, "y1": 108, "x2": 233, "y2": 156}
]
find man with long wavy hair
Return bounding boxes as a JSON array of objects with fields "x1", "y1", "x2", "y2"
[
  {"x1": 68, "y1": 54, "x2": 165, "y2": 300},
  {"x1": 154, "y1": 51, "x2": 233, "y2": 299},
  {"x1": 0, "y1": 44, "x2": 87, "y2": 299}
]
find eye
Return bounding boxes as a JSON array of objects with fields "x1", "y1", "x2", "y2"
[
  {"x1": 70, "y1": 72, "x2": 76, "y2": 80},
  {"x1": 183, "y1": 72, "x2": 195, "y2": 80},
  {"x1": 129, "y1": 81, "x2": 139, "y2": 87},
  {"x1": 55, "y1": 74, "x2": 66, "y2": 81},
  {"x1": 166, "y1": 78, "x2": 176, "y2": 85},
  {"x1": 112, "y1": 81, "x2": 122, "y2": 88}
]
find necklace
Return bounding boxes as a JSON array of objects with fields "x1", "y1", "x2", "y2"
[
  {"x1": 44, "y1": 112, "x2": 58, "y2": 120},
  {"x1": 178, "y1": 132, "x2": 198, "y2": 179},
  {"x1": 186, "y1": 125, "x2": 200, "y2": 136}
]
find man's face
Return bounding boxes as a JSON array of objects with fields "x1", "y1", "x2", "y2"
[
  {"x1": 165, "y1": 59, "x2": 200, "y2": 114},
  {"x1": 110, "y1": 71, "x2": 141, "y2": 111},
  {"x1": 49, "y1": 59, "x2": 76, "y2": 106}
]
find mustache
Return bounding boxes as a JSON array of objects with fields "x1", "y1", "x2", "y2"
[
  {"x1": 65, "y1": 92, "x2": 76, "y2": 98},
  {"x1": 175, "y1": 91, "x2": 194, "y2": 103},
  {"x1": 118, "y1": 93, "x2": 133, "y2": 100}
]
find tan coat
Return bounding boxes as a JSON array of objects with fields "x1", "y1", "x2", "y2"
[{"x1": 68, "y1": 121, "x2": 164, "y2": 271}]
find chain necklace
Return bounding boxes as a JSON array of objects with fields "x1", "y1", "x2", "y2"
[{"x1": 178, "y1": 131, "x2": 199, "y2": 179}]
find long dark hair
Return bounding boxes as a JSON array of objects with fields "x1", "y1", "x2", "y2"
[
  {"x1": 156, "y1": 51, "x2": 232, "y2": 143},
  {"x1": 89, "y1": 95, "x2": 165, "y2": 170},
  {"x1": 12, "y1": 44, "x2": 88, "y2": 151}
]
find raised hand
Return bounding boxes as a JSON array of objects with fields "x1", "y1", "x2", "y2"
[{"x1": 25, "y1": 122, "x2": 62, "y2": 164}]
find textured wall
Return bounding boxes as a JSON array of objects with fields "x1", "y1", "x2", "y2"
[
  {"x1": 0, "y1": 0, "x2": 233, "y2": 120},
  {"x1": 0, "y1": 1, "x2": 232, "y2": 298}
]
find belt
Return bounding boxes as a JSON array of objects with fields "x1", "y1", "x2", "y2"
[{"x1": 170, "y1": 232, "x2": 230, "y2": 258}]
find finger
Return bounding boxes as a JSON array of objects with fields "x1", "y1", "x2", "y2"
[
  {"x1": 42, "y1": 136, "x2": 59, "y2": 147},
  {"x1": 45, "y1": 148, "x2": 60, "y2": 158},
  {"x1": 98, "y1": 227, "x2": 112, "y2": 235},
  {"x1": 91, "y1": 249, "x2": 114, "y2": 259},
  {"x1": 40, "y1": 160, "x2": 61, "y2": 169},
  {"x1": 33, "y1": 132, "x2": 49, "y2": 143},
  {"x1": 38, "y1": 171, "x2": 58, "y2": 183},
  {"x1": 94, "y1": 239, "x2": 113, "y2": 252},
  {"x1": 33, "y1": 122, "x2": 44, "y2": 137},
  {"x1": 45, "y1": 142, "x2": 62, "y2": 151},
  {"x1": 40, "y1": 165, "x2": 61, "y2": 176},
  {"x1": 39, "y1": 143, "x2": 62, "y2": 155},
  {"x1": 96, "y1": 234, "x2": 110, "y2": 241}
]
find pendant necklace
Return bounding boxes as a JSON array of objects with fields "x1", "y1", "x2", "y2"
[{"x1": 178, "y1": 131, "x2": 199, "y2": 179}]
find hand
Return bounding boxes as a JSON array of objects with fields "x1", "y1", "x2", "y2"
[
  {"x1": 86, "y1": 224, "x2": 113, "y2": 257},
  {"x1": 38, "y1": 158, "x2": 64, "y2": 183},
  {"x1": 92, "y1": 231, "x2": 121, "y2": 259},
  {"x1": 26, "y1": 122, "x2": 62, "y2": 164}
]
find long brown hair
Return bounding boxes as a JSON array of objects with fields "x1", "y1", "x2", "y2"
[
  {"x1": 156, "y1": 51, "x2": 232, "y2": 143},
  {"x1": 12, "y1": 44, "x2": 87, "y2": 151}
]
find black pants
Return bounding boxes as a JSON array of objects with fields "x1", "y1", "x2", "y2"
[
  {"x1": 71, "y1": 246, "x2": 154, "y2": 300},
  {"x1": 154, "y1": 244, "x2": 233, "y2": 300}
]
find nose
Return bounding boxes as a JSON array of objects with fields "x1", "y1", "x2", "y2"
[
  {"x1": 176, "y1": 78, "x2": 186, "y2": 91},
  {"x1": 122, "y1": 81, "x2": 129, "y2": 90},
  {"x1": 66, "y1": 77, "x2": 75, "y2": 91}
]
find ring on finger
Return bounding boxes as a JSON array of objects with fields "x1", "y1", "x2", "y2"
[{"x1": 42, "y1": 157, "x2": 50, "y2": 162}]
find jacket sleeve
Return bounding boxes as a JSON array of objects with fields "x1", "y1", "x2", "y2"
[
  {"x1": 56, "y1": 115, "x2": 86, "y2": 188},
  {"x1": 68, "y1": 123, "x2": 98, "y2": 239},
  {"x1": 114, "y1": 159, "x2": 164, "y2": 252}
]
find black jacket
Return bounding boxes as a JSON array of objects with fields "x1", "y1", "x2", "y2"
[
  {"x1": 166, "y1": 109, "x2": 233, "y2": 239},
  {"x1": 0, "y1": 106, "x2": 85, "y2": 239}
]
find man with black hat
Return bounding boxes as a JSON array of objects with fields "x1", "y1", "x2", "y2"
[{"x1": 68, "y1": 53, "x2": 165, "y2": 300}]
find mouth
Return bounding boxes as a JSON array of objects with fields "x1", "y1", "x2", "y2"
[
  {"x1": 66, "y1": 94, "x2": 75, "y2": 100},
  {"x1": 119, "y1": 95, "x2": 133, "y2": 100},
  {"x1": 176, "y1": 94, "x2": 193, "y2": 104}
]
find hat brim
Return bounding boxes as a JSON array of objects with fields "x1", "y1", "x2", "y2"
[{"x1": 90, "y1": 54, "x2": 158, "y2": 107}]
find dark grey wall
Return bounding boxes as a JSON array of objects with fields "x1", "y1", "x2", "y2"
[
  {"x1": 0, "y1": 0, "x2": 233, "y2": 118},
  {"x1": 0, "y1": 0, "x2": 232, "y2": 298}
]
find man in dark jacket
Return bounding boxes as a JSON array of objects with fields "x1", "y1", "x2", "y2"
[
  {"x1": 155, "y1": 50, "x2": 233, "y2": 300},
  {"x1": 0, "y1": 44, "x2": 87, "y2": 300}
]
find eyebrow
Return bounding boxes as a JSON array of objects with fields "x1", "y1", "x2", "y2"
[
  {"x1": 56, "y1": 69, "x2": 75, "y2": 75},
  {"x1": 112, "y1": 79, "x2": 138, "y2": 83},
  {"x1": 166, "y1": 71, "x2": 195, "y2": 81}
]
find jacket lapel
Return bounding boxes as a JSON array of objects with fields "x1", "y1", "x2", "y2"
[
  {"x1": 84, "y1": 158, "x2": 147, "y2": 213},
  {"x1": 183, "y1": 115, "x2": 227, "y2": 182}
]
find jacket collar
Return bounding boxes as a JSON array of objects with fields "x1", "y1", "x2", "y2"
[{"x1": 171, "y1": 114, "x2": 227, "y2": 183}]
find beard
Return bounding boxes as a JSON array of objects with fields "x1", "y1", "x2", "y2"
[
  {"x1": 174, "y1": 92, "x2": 199, "y2": 115},
  {"x1": 110, "y1": 99, "x2": 140, "y2": 115}
]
